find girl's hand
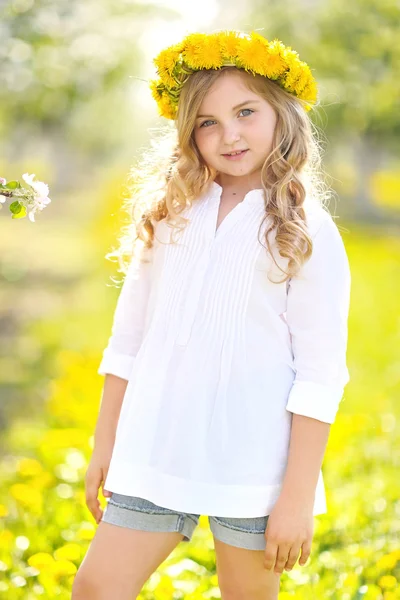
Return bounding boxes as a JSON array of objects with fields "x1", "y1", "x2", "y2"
[
  {"x1": 84, "y1": 446, "x2": 114, "y2": 525},
  {"x1": 263, "y1": 492, "x2": 314, "y2": 573}
]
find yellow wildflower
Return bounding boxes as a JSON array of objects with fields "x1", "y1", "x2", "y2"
[
  {"x1": 264, "y1": 39, "x2": 289, "y2": 79},
  {"x1": 159, "y1": 93, "x2": 176, "y2": 119},
  {"x1": 150, "y1": 30, "x2": 318, "y2": 119},
  {"x1": 10, "y1": 483, "x2": 43, "y2": 514},
  {"x1": 0, "y1": 529, "x2": 14, "y2": 549},
  {"x1": 300, "y1": 78, "x2": 318, "y2": 106},
  {"x1": 54, "y1": 543, "x2": 82, "y2": 562},
  {"x1": 51, "y1": 559, "x2": 77, "y2": 578},
  {"x1": 153, "y1": 43, "x2": 182, "y2": 88},
  {"x1": 378, "y1": 575, "x2": 397, "y2": 590},
  {"x1": 282, "y1": 59, "x2": 307, "y2": 94},
  {"x1": 17, "y1": 457, "x2": 44, "y2": 477},
  {"x1": 219, "y1": 30, "x2": 241, "y2": 60},
  {"x1": 149, "y1": 79, "x2": 164, "y2": 102},
  {"x1": 182, "y1": 32, "x2": 223, "y2": 70},
  {"x1": 28, "y1": 552, "x2": 55, "y2": 570},
  {"x1": 236, "y1": 31, "x2": 270, "y2": 76}
]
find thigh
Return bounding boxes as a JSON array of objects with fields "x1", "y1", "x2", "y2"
[
  {"x1": 72, "y1": 521, "x2": 184, "y2": 599},
  {"x1": 210, "y1": 515, "x2": 281, "y2": 600},
  {"x1": 213, "y1": 537, "x2": 281, "y2": 600}
]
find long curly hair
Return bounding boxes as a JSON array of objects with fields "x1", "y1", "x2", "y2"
[{"x1": 108, "y1": 66, "x2": 333, "y2": 283}]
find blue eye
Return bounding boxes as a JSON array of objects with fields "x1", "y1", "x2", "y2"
[
  {"x1": 240, "y1": 108, "x2": 254, "y2": 117},
  {"x1": 199, "y1": 108, "x2": 254, "y2": 128},
  {"x1": 200, "y1": 119, "x2": 215, "y2": 128}
]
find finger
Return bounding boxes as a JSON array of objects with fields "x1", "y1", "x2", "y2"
[
  {"x1": 264, "y1": 541, "x2": 278, "y2": 571},
  {"x1": 85, "y1": 478, "x2": 102, "y2": 523},
  {"x1": 284, "y1": 545, "x2": 301, "y2": 571},
  {"x1": 299, "y1": 542, "x2": 311, "y2": 566},
  {"x1": 274, "y1": 547, "x2": 290, "y2": 574}
]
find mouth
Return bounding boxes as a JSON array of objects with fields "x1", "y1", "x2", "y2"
[{"x1": 221, "y1": 149, "x2": 249, "y2": 160}]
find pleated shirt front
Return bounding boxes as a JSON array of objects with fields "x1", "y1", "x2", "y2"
[{"x1": 98, "y1": 181, "x2": 351, "y2": 517}]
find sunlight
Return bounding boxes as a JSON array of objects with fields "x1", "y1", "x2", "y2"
[{"x1": 134, "y1": 0, "x2": 219, "y2": 114}]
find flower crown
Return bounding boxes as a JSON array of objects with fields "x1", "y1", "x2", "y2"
[{"x1": 149, "y1": 30, "x2": 318, "y2": 120}]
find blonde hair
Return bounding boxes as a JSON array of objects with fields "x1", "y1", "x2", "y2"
[{"x1": 108, "y1": 66, "x2": 333, "y2": 283}]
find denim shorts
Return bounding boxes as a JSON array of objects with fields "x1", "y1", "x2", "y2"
[{"x1": 102, "y1": 493, "x2": 269, "y2": 551}]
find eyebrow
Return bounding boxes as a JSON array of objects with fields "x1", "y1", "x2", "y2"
[{"x1": 196, "y1": 99, "x2": 261, "y2": 119}]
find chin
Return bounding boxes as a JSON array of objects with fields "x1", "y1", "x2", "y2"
[{"x1": 220, "y1": 164, "x2": 254, "y2": 175}]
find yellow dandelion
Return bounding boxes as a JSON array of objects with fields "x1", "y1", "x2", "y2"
[
  {"x1": 51, "y1": 559, "x2": 77, "y2": 578},
  {"x1": 291, "y1": 63, "x2": 313, "y2": 95},
  {"x1": 160, "y1": 70, "x2": 178, "y2": 88},
  {"x1": 0, "y1": 504, "x2": 9, "y2": 517},
  {"x1": 181, "y1": 33, "x2": 204, "y2": 63},
  {"x1": 150, "y1": 31, "x2": 317, "y2": 119},
  {"x1": 10, "y1": 483, "x2": 43, "y2": 513},
  {"x1": 378, "y1": 575, "x2": 397, "y2": 590},
  {"x1": 300, "y1": 78, "x2": 318, "y2": 105},
  {"x1": 149, "y1": 79, "x2": 164, "y2": 102},
  {"x1": 377, "y1": 553, "x2": 398, "y2": 570},
  {"x1": 28, "y1": 552, "x2": 55, "y2": 571},
  {"x1": 54, "y1": 543, "x2": 82, "y2": 562},
  {"x1": 281, "y1": 47, "x2": 301, "y2": 83},
  {"x1": 153, "y1": 44, "x2": 182, "y2": 87},
  {"x1": 10, "y1": 483, "x2": 30, "y2": 503},
  {"x1": 31, "y1": 471, "x2": 54, "y2": 489},
  {"x1": 158, "y1": 94, "x2": 176, "y2": 119},
  {"x1": 219, "y1": 30, "x2": 241, "y2": 61},
  {"x1": 77, "y1": 523, "x2": 95, "y2": 541},
  {"x1": 236, "y1": 31, "x2": 270, "y2": 76},
  {"x1": 0, "y1": 529, "x2": 14, "y2": 549},
  {"x1": 182, "y1": 32, "x2": 223, "y2": 70},
  {"x1": 264, "y1": 39, "x2": 289, "y2": 79},
  {"x1": 17, "y1": 457, "x2": 44, "y2": 477},
  {"x1": 282, "y1": 46, "x2": 300, "y2": 63},
  {"x1": 282, "y1": 59, "x2": 306, "y2": 93}
]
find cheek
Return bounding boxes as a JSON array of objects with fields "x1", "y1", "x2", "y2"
[
  {"x1": 194, "y1": 129, "x2": 215, "y2": 155},
  {"x1": 252, "y1": 121, "x2": 276, "y2": 149}
]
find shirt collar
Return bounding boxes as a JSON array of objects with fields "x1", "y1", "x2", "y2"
[{"x1": 210, "y1": 181, "x2": 265, "y2": 204}]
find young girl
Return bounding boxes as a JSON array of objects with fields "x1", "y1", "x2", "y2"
[{"x1": 72, "y1": 30, "x2": 351, "y2": 600}]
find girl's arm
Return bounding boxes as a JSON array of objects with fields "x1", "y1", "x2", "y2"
[
  {"x1": 94, "y1": 374, "x2": 128, "y2": 448},
  {"x1": 98, "y1": 244, "x2": 154, "y2": 381},
  {"x1": 282, "y1": 212, "x2": 351, "y2": 500},
  {"x1": 95, "y1": 244, "x2": 154, "y2": 444}
]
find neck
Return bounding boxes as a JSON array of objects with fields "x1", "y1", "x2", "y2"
[{"x1": 214, "y1": 173, "x2": 263, "y2": 194}]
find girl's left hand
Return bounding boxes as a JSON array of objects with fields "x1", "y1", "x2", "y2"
[{"x1": 263, "y1": 492, "x2": 315, "y2": 573}]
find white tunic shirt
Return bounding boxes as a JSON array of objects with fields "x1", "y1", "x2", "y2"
[{"x1": 98, "y1": 181, "x2": 351, "y2": 517}]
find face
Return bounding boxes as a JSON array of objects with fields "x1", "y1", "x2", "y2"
[{"x1": 193, "y1": 71, "x2": 277, "y2": 190}]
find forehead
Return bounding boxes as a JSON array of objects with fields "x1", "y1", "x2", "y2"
[{"x1": 198, "y1": 71, "x2": 260, "y2": 110}]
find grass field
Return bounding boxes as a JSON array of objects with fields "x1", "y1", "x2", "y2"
[{"x1": 0, "y1": 203, "x2": 399, "y2": 599}]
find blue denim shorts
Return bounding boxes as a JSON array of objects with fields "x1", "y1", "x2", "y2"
[{"x1": 102, "y1": 493, "x2": 269, "y2": 551}]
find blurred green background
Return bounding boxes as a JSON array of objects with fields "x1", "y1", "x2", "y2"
[{"x1": 0, "y1": 0, "x2": 399, "y2": 598}]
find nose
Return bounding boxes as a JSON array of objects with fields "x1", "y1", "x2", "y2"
[{"x1": 221, "y1": 122, "x2": 241, "y2": 147}]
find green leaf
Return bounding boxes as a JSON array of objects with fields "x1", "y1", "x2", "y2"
[
  {"x1": 11, "y1": 204, "x2": 27, "y2": 219},
  {"x1": 10, "y1": 200, "x2": 23, "y2": 214},
  {"x1": 5, "y1": 180, "x2": 21, "y2": 189}
]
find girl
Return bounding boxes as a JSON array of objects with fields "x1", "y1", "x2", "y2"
[{"x1": 72, "y1": 30, "x2": 351, "y2": 600}]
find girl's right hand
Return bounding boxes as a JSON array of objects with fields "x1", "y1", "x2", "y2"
[{"x1": 84, "y1": 447, "x2": 113, "y2": 525}]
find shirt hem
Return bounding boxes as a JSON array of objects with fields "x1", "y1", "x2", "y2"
[{"x1": 104, "y1": 461, "x2": 327, "y2": 518}]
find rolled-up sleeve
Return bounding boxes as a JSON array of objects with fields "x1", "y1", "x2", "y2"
[
  {"x1": 285, "y1": 212, "x2": 351, "y2": 424},
  {"x1": 98, "y1": 244, "x2": 154, "y2": 380}
]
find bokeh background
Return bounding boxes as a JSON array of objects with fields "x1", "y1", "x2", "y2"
[{"x1": 1, "y1": 1, "x2": 399, "y2": 598}]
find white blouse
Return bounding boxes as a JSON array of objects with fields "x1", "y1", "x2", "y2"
[{"x1": 98, "y1": 181, "x2": 351, "y2": 518}]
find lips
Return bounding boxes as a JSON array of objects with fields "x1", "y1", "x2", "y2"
[{"x1": 222, "y1": 149, "x2": 248, "y2": 156}]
